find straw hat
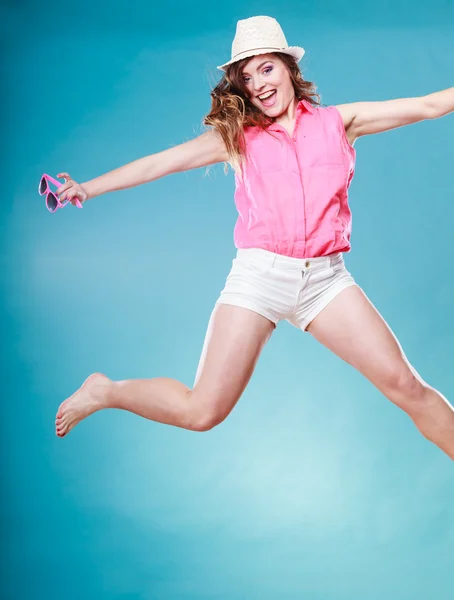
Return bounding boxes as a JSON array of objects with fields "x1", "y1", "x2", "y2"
[{"x1": 217, "y1": 16, "x2": 305, "y2": 71}]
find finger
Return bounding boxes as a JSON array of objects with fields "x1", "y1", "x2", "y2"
[
  {"x1": 57, "y1": 172, "x2": 71, "y2": 182},
  {"x1": 56, "y1": 182, "x2": 72, "y2": 196},
  {"x1": 67, "y1": 190, "x2": 82, "y2": 205}
]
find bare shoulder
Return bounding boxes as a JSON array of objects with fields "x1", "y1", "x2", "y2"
[
  {"x1": 195, "y1": 129, "x2": 229, "y2": 164},
  {"x1": 155, "y1": 128, "x2": 229, "y2": 177},
  {"x1": 334, "y1": 103, "x2": 358, "y2": 146},
  {"x1": 334, "y1": 103, "x2": 357, "y2": 130}
]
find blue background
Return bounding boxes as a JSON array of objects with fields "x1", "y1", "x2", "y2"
[{"x1": 2, "y1": 1, "x2": 453, "y2": 598}]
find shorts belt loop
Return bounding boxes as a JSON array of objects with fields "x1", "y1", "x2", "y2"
[{"x1": 271, "y1": 253, "x2": 277, "y2": 268}]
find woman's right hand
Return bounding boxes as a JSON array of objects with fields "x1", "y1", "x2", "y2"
[{"x1": 56, "y1": 172, "x2": 89, "y2": 206}]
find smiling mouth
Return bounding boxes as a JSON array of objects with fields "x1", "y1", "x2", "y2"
[
  {"x1": 257, "y1": 89, "x2": 277, "y2": 107},
  {"x1": 258, "y1": 90, "x2": 276, "y2": 100}
]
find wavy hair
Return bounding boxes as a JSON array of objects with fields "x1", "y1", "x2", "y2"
[{"x1": 203, "y1": 52, "x2": 320, "y2": 173}]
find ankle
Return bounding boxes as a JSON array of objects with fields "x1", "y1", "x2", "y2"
[{"x1": 88, "y1": 372, "x2": 113, "y2": 409}]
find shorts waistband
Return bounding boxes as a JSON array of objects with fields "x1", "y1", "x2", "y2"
[{"x1": 236, "y1": 248, "x2": 344, "y2": 271}]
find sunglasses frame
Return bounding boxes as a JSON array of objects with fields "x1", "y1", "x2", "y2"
[{"x1": 39, "y1": 174, "x2": 83, "y2": 212}]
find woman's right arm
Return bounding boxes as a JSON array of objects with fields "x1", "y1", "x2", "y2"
[{"x1": 57, "y1": 129, "x2": 229, "y2": 204}]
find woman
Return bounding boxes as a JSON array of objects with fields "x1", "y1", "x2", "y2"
[{"x1": 55, "y1": 16, "x2": 454, "y2": 460}]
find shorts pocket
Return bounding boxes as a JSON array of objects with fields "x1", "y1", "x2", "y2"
[
  {"x1": 233, "y1": 256, "x2": 271, "y2": 277},
  {"x1": 308, "y1": 265, "x2": 337, "y2": 285}
]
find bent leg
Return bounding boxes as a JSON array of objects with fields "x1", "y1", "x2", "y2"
[
  {"x1": 56, "y1": 304, "x2": 275, "y2": 436},
  {"x1": 307, "y1": 285, "x2": 454, "y2": 460}
]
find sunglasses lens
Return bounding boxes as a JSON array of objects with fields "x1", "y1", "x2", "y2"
[
  {"x1": 39, "y1": 177, "x2": 47, "y2": 194},
  {"x1": 47, "y1": 193, "x2": 58, "y2": 212}
]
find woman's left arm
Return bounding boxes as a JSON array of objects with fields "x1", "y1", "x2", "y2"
[{"x1": 336, "y1": 87, "x2": 454, "y2": 144}]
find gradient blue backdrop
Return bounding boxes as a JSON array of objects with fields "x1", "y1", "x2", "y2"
[{"x1": 2, "y1": 1, "x2": 454, "y2": 598}]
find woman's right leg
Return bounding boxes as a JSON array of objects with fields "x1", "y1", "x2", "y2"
[{"x1": 55, "y1": 304, "x2": 275, "y2": 437}]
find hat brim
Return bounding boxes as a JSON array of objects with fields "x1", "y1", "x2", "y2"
[{"x1": 217, "y1": 46, "x2": 305, "y2": 72}]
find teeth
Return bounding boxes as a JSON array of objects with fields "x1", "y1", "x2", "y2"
[{"x1": 258, "y1": 90, "x2": 275, "y2": 100}]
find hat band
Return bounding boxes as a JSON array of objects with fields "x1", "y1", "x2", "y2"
[{"x1": 231, "y1": 46, "x2": 286, "y2": 61}]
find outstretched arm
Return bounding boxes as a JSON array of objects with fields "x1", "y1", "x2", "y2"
[
  {"x1": 336, "y1": 87, "x2": 454, "y2": 144},
  {"x1": 57, "y1": 129, "x2": 229, "y2": 203}
]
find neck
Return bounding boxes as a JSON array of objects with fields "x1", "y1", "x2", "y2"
[{"x1": 273, "y1": 96, "x2": 299, "y2": 127}]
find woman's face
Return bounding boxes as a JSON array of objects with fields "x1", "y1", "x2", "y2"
[{"x1": 241, "y1": 53, "x2": 295, "y2": 118}]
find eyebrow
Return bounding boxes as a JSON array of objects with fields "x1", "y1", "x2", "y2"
[{"x1": 242, "y1": 60, "x2": 273, "y2": 76}]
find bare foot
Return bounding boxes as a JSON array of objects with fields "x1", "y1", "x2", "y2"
[{"x1": 55, "y1": 373, "x2": 111, "y2": 437}]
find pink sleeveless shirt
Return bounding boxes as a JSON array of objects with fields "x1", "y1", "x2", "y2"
[{"x1": 233, "y1": 99, "x2": 356, "y2": 258}]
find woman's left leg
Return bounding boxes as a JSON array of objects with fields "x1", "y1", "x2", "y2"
[{"x1": 306, "y1": 285, "x2": 454, "y2": 460}]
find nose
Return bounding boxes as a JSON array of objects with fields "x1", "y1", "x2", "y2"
[{"x1": 252, "y1": 78, "x2": 266, "y2": 94}]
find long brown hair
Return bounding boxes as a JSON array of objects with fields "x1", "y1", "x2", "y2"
[{"x1": 203, "y1": 52, "x2": 320, "y2": 172}]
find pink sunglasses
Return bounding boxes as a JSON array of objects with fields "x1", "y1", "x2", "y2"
[{"x1": 39, "y1": 173, "x2": 83, "y2": 212}]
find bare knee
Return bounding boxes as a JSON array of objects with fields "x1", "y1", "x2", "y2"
[
  {"x1": 381, "y1": 366, "x2": 426, "y2": 408},
  {"x1": 190, "y1": 414, "x2": 225, "y2": 432},
  {"x1": 189, "y1": 409, "x2": 228, "y2": 432},
  {"x1": 185, "y1": 390, "x2": 232, "y2": 432}
]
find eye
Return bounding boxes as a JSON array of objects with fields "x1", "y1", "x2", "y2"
[
  {"x1": 243, "y1": 76, "x2": 251, "y2": 84},
  {"x1": 263, "y1": 66, "x2": 273, "y2": 74}
]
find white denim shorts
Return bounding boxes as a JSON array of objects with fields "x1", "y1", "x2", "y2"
[{"x1": 216, "y1": 248, "x2": 357, "y2": 331}]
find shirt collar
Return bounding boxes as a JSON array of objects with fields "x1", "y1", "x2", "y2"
[{"x1": 299, "y1": 98, "x2": 315, "y2": 114}]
